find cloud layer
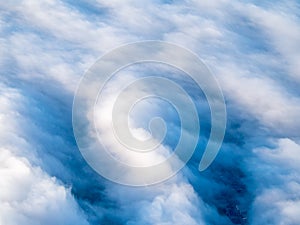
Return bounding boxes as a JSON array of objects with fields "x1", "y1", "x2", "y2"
[{"x1": 1, "y1": 0, "x2": 299, "y2": 224}]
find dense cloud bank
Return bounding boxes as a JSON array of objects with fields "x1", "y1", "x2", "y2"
[{"x1": 0, "y1": 0, "x2": 299, "y2": 224}]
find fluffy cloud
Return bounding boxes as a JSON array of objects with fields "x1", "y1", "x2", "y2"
[
  {"x1": 1, "y1": 0, "x2": 300, "y2": 224},
  {"x1": 249, "y1": 139, "x2": 300, "y2": 224},
  {"x1": 0, "y1": 86, "x2": 88, "y2": 225},
  {"x1": 0, "y1": 149, "x2": 89, "y2": 225}
]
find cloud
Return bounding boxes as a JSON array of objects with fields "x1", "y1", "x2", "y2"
[
  {"x1": 249, "y1": 138, "x2": 300, "y2": 224},
  {"x1": 0, "y1": 149, "x2": 89, "y2": 225},
  {"x1": 215, "y1": 64, "x2": 300, "y2": 137},
  {"x1": 0, "y1": 86, "x2": 88, "y2": 225},
  {"x1": 1, "y1": 0, "x2": 300, "y2": 224},
  {"x1": 105, "y1": 174, "x2": 231, "y2": 225},
  {"x1": 237, "y1": 2, "x2": 300, "y2": 83}
]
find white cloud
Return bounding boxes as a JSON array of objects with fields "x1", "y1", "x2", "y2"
[
  {"x1": 1, "y1": 0, "x2": 300, "y2": 224},
  {"x1": 0, "y1": 149, "x2": 89, "y2": 225},
  {"x1": 249, "y1": 138, "x2": 300, "y2": 224},
  {"x1": 105, "y1": 174, "x2": 230, "y2": 225},
  {"x1": 215, "y1": 64, "x2": 300, "y2": 136},
  {"x1": 0, "y1": 84, "x2": 89, "y2": 225},
  {"x1": 237, "y1": 2, "x2": 300, "y2": 83}
]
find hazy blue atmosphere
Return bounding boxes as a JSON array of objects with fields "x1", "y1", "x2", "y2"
[{"x1": 0, "y1": 1, "x2": 300, "y2": 225}]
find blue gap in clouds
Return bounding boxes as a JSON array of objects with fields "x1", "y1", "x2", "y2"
[
  {"x1": 186, "y1": 99, "x2": 272, "y2": 224},
  {"x1": 63, "y1": 0, "x2": 112, "y2": 22},
  {"x1": 1, "y1": 65, "x2": 124, "y2": 224},
  {"x1": 150, "y1": 63, "x2": 256, "y2": 224}
]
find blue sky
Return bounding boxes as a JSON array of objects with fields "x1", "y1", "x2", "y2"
[{"x1": 0, "y1": 1, "x2": 300, "y2": 224}]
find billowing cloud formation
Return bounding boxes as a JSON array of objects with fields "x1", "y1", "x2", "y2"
[
  {"x1": 250, "y1": 138, "x2": 300, "y2": 225},
  {"x1": 0, "y1": 0, "x2": 299, "y2": 224},
  {"x1": 0, "y1": 149, "x2": 89, "y2": 225},
  {"x1": 0, "y1": 86, "x2": 88, "y2": 225}
]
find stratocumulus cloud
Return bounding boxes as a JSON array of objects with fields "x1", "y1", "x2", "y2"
[{"x1": 0, "y1": 0, "x2": 299, "y2": 224}]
